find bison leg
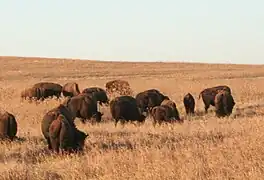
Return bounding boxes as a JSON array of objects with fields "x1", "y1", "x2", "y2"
[{"x1": 114, "y1": 119, "x2": 119, "y2": 127}]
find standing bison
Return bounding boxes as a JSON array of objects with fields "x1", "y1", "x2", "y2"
[
  {"x1": 160, "y1": 99, "x2": 180, "y2": 119},
  {"x1": 0, "y1": 111, "x2": 17, "y2": 141},
  {"x1": 198, "y1": 85, "x2": 232, "y2": 113},
  {"x1": 105, "y1": 80, "x2": 133, "y2": 96},
  {"x1": 62, "y1": 82, "x2": 80, "y2": 97},
  {"x1": 33, "y1": 82, "x2": 62, "y2": 99},
  {"x1": 82, "y1": 87, "x2": 109, "y2": 106},
  {"x1": 183, "y1": 93, "x2": 195, "y2": 115},
  {"x1": 63, "y1": 93, "x2": 103, "y2": 124},
  {"x1": 41, "y1": 104, "x2": 77, "y2": 150},
  {"x1": 48, "y1": 114, "x2": 88, "y2": 153},
  {"x1": 135, "y1": 89, "x2": 169, "y2": 116},
  {"x1": 21, "y1": 86, "x2": 45, "y2": 101},
  {"x1": 110, "y1": 96, "x2": 147, "y2": 127},
  {"x1": 214, "y1": 90, "x2": 235, "y2": 118},
  {"x1": 150, "y1": 105, "x2": 183, "y2": 126}
]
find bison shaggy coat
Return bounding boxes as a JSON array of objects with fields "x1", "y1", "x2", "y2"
[
  {"x1": 183, "y1": 93, "x2": 195, "y2": 115},
  {"x1": 82, "y1": 87, "x2": 109, "y2": 105},
  {"x1": 105, "y1": 79, "x2": 133, "y2": 96},
  {"x1": 41, "y1": 104, "x2": 76, "y2": 150},
  {"x1": 150, "y1": 105, "x2": 183, "y2": 126},
  {"x1": 62, "y1": 82, "x2": 80, "y2": 97},
  {"x1": 64, "y1": 93, "x2": 103, "y2": 124},
  {"x1": 198, "y1": 85, "x2": 232, "y2": 113},
  {"x1": 49, "y1": 114, "x2": 88, "y2": 153},
  {"x1": 33, "y1": 82, "x2": 62, "y2": 99},
  {"x1": 214, "y1": 90, "x2": 235, "y2": 118},
  {"x1": 135, "y1": 89, "x2": 169, "y2": 115},
  {"x1": 110, "y1": 96, "x2": 147, "y2": 127},
  {"x1": 0, "y1": 111, "x2": 17, "y2": 140},
  {"x1": 160, "y1": 99, "x2": 180, "y2": 120}
]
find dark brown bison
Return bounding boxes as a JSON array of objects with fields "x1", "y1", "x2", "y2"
[
  {"x1": 49, "y1": 114, "x2": 88, "y2": 153},
  {"x1": 41, "y1": 104, "x2": 76, "y2": 150},
  {"x1": 160, "y1": 99, "x2": 180, "y2": 119},
  {"x1": 63, "y1": 93, "x2": 103, "y2": 124},
  {"x1": 150, "y1": 105, "x2": 183, "y2": 126},
  {"x1": 21, "y1": 86, "x2": 45, "y2": 101},
  {"x1": 214, "y1": 90, "x2": 235, "y2": 118},
  {"x1": 62, "y1": 82, "x2": 80, "y2": 97},
  {"x1": 135, "y1": 89, "x2": 169, "y2": 115},
  {"x1": 0, "y1": 111, "x2": 17, "y2": 140},
  {"x1": 33, "y1": 82, "x2": 62, "y2": 99},
  {"x1": 110, "y1": 96, "x2": 147, "y2": 127},
  {"x1": 105, "y1": 80, "x2": 133, "y2": 95},
  {"x1": 198, "y1": 85, "x2": 232, "y2": 113},
  {"x1": 183, "y1": 93, "x2": 195, "y2": 115},
  {"x1": 82, "y1": 87, "x2": 109, "y2": 105}
]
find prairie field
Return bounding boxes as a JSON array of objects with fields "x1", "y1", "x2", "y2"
[{"x1": 1, "y1": 56, "x2": 264, "y2": 180}]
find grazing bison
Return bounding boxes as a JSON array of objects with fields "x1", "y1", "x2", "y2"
[
  {"x1": 21, "y1": 86, "x2": 45, "y2": 101},
  {"x1": 160, "y1": 99, "x2": 180, "y2": 119},
  {"x1": 41, "y1": 104, "x2": 76, "y2": 150},
  {"x1": 105, "y1": 79, "x2": 133, "y2": 95},
  {"x1": 110, "y1": 96, "x2": 147, "y2": 127},
  {"x1": 82, "y1": 87, "x2": 109, "y2": 105},
  {"x1": 62, "y1": 82, "x2": 80, "y2": 97},
  {"x1": 135, "y1": 89, "x2": 169, "y2": 115},
  {"x1": 33, "y1": 82, "x2": 62, "y2": 99},
  {"x1": 0, "y1": 111, "x2": 17, "y2": 140},
  {"x1": 150, "y1": 105, "x2": 183, "y2": 126},
  {"x1": 49, "y1": 114, "x2": 88, "y2": 153},
  {"x1": 64, "y1": 93, "x2": 103, "y2": 124},
  {"x1": 183, "y1": 93, "x2": 195, "y2": 115},
  {"x1": 214, "y1": 90, "x2": 235, "y2": 118},
  {"x1": 198, "y1": 85, "x2": 232, "y2": 113}
]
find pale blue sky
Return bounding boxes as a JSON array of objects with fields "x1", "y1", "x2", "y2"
[{"x1": 0, "y1": 0, "x2": 263, "y2": 64}]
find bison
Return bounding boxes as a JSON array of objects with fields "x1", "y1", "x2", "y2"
[
  {"x1": 135, "y1": 89, "x2": 169, "y2": 116},
  {"x1": 150, "y1": 105, "x2": 183, "y2": 126},
  {"x1": 62, "y1": 82, "x2": 80, "y2": 97},
  {"x1": 41, "y1": 104, "x2": 76, "y2": 150},
  {"x1": 82, "y1": 87, "x2": 109, "y2": 106},
  {"x1": 198, "y1": 85, "x2": 232, "y2": 113},
  {"x1": 214, "y1": 90, "x2": 235, "y2": 118},
  {"x1": 110, "y1": 95, "x2": 147, "y2": 127},
  {"x1": 49, "y1": 114, "x2": 88, "y2": 153},
  {"x1": 183, "y1": 93, "x2": 195, "y2": 115},
  {"x1": 21, "y1": 86, "x2": 45, "y2": 101},
  {"x1": 105, "y1": 79, "x2": 133, "y2": 95},
  {"x1": 160, "y1": 99, "x2": 180, "y2": 119},
  {"x1": 63, "y1": 93, "x2": 103, "y2": 124},
  {"x1": 0, "y1": 111, "x2": 17, "y2": 141},
  {"x1": 33, "y1": 82, "x2": 62, "y2": 99}
]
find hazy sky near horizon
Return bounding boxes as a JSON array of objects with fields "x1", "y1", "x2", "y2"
[{"x1": 0, "y1": 0, "x2": 263, "y2": 64}]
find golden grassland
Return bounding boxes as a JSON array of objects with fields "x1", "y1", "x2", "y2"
[{"x1": 1, "y1": 56, "x2": 264, "y2": 180}]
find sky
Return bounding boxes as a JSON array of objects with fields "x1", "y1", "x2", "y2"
[{"x1": 0, "y1": 0, "x2": 263, "y2": 64}]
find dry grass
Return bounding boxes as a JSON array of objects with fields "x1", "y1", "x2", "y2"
[{"x1": 0, "y1": 56, "x2": 264, "y2": 180}]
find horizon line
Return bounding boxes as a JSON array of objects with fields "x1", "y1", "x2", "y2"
[{"x1": 0, "y1": 55, "x2": 263, "y2": 66}]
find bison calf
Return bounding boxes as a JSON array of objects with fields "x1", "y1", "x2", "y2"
[
  {"x1": 0, "y1": 111, "x2": 17, "y2": 140},
  {"x1": 214, "y1": 90, "x2": 235, "y2": 118},
  {"x1": 183, "y1": 93, "x2": 195, "y2": 115}
]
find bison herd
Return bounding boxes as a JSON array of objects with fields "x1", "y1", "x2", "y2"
[{"x1": 0, "y1": 79, "x2": 236, "y2": 154}]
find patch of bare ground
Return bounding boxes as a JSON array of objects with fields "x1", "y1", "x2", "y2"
[{"x1": 0, "y1": 56, "x2": 264, "y2": 179}]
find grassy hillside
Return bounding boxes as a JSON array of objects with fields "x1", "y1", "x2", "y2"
[{"x1": 0, "y1": 56, "x2": 264, "y2": 180}]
